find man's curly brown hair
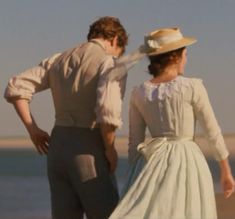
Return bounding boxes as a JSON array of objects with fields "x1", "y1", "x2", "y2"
[{"x1": 87, "y1": 16, "x2": 128, "y2": 50}]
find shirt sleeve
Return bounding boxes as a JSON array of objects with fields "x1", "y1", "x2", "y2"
[
  {"x1": 95, "y1": 48, "x2": 146, "y2": 128},
  {"x1": 192, "y1": 79, "x2": 229, "y2": 161},
  {"x1": 4, "y1": 53, "x2": 61, "y2": 103},
  {"x1": 95, "y1": 56, "x2": 127, "y2": 128},
  {"x1": 128, "y1": 88, "x2": 146, "y2": 163}
]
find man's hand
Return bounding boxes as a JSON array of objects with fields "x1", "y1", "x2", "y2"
[
  {"x1": 105, "y1": 146, "x2": 118, "y2": 173},
  {"x1": 100, "y1": 123, "x2": 118, "y2": 173},
  {"x1": 28, "y1": 126, "x2": 50, "y2": 155},
  {"x1": 12, "y1": 99, "x2": 50, "y2": 155}
]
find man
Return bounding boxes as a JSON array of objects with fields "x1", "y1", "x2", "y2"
[{"x1": 4, "y1": 16, "x2": 128, "y2": 219}]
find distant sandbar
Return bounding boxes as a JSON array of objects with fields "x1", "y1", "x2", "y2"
[{"x1": 0, "y1": 135, "x2": 235, "y2": 158}]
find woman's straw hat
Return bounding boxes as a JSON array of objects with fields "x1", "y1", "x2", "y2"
[{"x1": 142, "y1": 27, "x2": 196, "y2": 56}]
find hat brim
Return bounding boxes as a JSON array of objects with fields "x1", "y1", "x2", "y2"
[{"x1": 142, "y1": 37, "x2": 197, "y2": 56}]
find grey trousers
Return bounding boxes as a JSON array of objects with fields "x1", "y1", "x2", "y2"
[{"x1": 47, "y1": 126, "x2": 119, "y2": 219}]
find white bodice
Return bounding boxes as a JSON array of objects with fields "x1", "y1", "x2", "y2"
[{"x1": 128, "y1": 76, "x2": 229, "y2": 162}]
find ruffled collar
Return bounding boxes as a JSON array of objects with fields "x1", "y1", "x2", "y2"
[{"x1": 142, "y1": 76, "x2": 192, "y2": 101}]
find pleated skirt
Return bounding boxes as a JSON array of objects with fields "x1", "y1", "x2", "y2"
[{"x1": 109, "y1": 140, "x2": 217, "y2": 219}]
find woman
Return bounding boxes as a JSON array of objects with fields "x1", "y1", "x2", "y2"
[{"x1": 109, "y1": 28, "x2": 235, "y2": 219}]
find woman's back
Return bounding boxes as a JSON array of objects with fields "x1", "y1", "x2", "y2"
[
  {"x1": 129, "y1": 75, "x2": 228, "y2": 161},
  {"x1": 131, "y1": 76, "x2": 196, "y2": 138}
]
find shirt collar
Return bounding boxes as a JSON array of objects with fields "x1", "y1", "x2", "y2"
[{"x1": 89, "y1": 39, "x2": 107, "y2": 51}]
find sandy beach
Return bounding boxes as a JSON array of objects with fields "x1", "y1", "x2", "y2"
[
  {"x1": 216, "y1": 193, "x2": 235, "y2": 219},
  {"x1": 0, "y1": 134, "x2": 235, "y2": 218}
]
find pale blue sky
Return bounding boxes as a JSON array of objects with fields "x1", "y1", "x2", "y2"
[{"x1": 1, "y1": 0, "x2": 235, "y2": 136}]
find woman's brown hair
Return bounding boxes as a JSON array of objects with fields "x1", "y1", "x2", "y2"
[{"x1": 148, "y1": 47, "x2": 185, "y2": 77}]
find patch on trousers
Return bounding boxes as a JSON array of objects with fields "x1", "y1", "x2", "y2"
[{"x1": 74, "y1": 154, "x2": 97, "y2": 182}]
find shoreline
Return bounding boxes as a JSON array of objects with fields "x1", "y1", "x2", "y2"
[
  {"x1": 0, "y1": 135, "x2": 235, "y2": 158},
  {"x1": 0, "y1": 137, "x2": 32, "y2": 148},
  {"x1": 115, "y1": 135, "x2": 235, "y2": 158}
]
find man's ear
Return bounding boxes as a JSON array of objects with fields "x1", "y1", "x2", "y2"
[{"x1": 110, "y1": 35, "x2": 118, "y2": 47}]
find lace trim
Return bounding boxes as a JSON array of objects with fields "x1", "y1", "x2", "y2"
[{"x1": 143, "y1": 76, "x2": 193, "y2": 101}]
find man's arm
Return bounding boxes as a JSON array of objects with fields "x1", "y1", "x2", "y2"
[
  {"x1": 4, "y1": 53, "x2": 60, "y2": 154},
  {"x1": 95, "y1": 51, "x2": 146, "y2": 172},
  {"x1": 13, "y1": 99, "x2": 50, "y2": 155},
  {"x1": 100, "y1": 123, "x2": 117, "y2": 173},
  {"x1": 95, "y1": 56, "x2": 122, "y2": 173}
]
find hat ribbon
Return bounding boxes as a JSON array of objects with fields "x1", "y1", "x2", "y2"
[{"x1": 145, "y1": 30, "x2": 183, "y2": 50}]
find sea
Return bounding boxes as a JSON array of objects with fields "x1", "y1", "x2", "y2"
[{"x1": 0, "y1": 148, "x2": 234, "y2": 219}]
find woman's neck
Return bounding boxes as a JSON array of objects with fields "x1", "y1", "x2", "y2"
[{"x1": 150, "y1": 67, "x2": 179, "y2": 84}]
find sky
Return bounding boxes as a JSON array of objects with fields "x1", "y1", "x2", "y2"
[{"x1": 1, "y1": 0, "x2": 235, "y2": 137}]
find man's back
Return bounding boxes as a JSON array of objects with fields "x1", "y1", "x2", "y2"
[{"x1": 48, "y1": 39, "x2": 108, "y2": 128}]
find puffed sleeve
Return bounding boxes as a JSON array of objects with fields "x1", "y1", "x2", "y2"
[
  {"x1": 192, "y1": 79, "x2": 229, "y2": 161},
  {"x1": 128, "y1": 88, "x2": 146, "y2": 163},
  {"x1": 4, "y1": 53, "x2": 61, "y2": 103}
]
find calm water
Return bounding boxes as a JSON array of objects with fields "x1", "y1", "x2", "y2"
[{"x1": 0, "y1": 148, "x2": 234, "y2": 219}]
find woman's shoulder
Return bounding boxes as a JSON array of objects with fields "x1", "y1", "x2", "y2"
[
  {"x1": 131, "y1": 83, "x2": 145, "y2": 98},
  {"x1": 139, "y1": 76, "x2": 203, "y2": 87},
  {"x1": 130, "y1": 82, "x2": 150, "y2": 104},
  {"x1": 130, "y1": 76, "x2": 205, "y2": 102},
  {"x1": 174, "y1": 76, "x2": 206, "y2": 92},
  {"x1": 182, "y1": 76, "x2": 206, "y2": 90},
  {"x1": 182, "y1": 76, "x2": 202, "y2": 83},
  {"x1": 136, "y1": 76, "x2": 203, "y2": 101}
]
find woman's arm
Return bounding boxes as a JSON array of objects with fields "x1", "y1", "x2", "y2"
[
  {"x1": 128, "y1": 88, "x2": 146, "y2": 163},
  {"x1": 219, "y1": 159, "x2": 235, "y2": 198},
  {"x1": 193, "y1": 79, "x2": 235, "y2": 198}
]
